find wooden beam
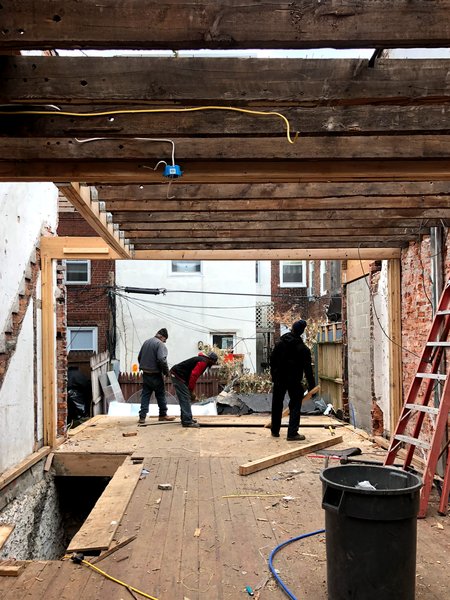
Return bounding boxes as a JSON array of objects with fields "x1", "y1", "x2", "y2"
[
  {"x1": 52, "y1": 452, "x2": 129, "y2": 477},
  {"x1": 2, "y1": 159, "x2": 450, "y2": 183},
  {"x1": 3, "y1": 58, "x2": 450, "y2": 105},
  {"x1": 4, "y1": 135, "x2": 450, "y2": 161},
  {"x1": 0, "y1": 563, "x2": 26, "y2": 577},
  {"x1": 4, "y1": 105, "x2": 450, "y2": 137},
  {"x1": 67, "y1": 458, "x2": 142, "y2": 553},
  {"x1": 0, "y1": 447, "x2": 51, "y2": 492},
  {"x1": 57, "y1": 183, "x2": 132, "y2": 258},
  {"x1": 1, "y1": 2, "x2": 450, "y2": 50},
  {"x1": 41, "y1": 255, "x2": 56, "y2": 448},
  {"x1": 388, "y1": 258, "x2": 403, "y2": 432},
  {"x1": 40, "y1": 236, "x2": 123, "y2": 260},
  {"x1": 239, "y1": 436, "x2": 343, "y2": 475},
  {"x1": 97, "y1": 182, "x2": 450, "y2": 201},
  {"x1": 134, "y1": 249, "x2": 401, "y2": 260},
  {"x1": 133, "y1": 241, "x2": 407, "y2": 250}
]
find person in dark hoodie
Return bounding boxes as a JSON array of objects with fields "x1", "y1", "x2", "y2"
[
  {"x1": 170, "y1": 352, "x2": 218, "y2": 427},
  {"x1": 269, "y1": 319, "x2": 316, "y2": 441}
]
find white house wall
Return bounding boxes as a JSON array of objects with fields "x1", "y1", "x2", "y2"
[
  {"x1": 0, "y1": 303, "x2": 36, "y2": 472},
  {"x1": 116, "y1": 260, "x2": 259, "y2": 372},
  {"x1": 0, "y1": 183, "x2": 58, "y2": 473}
]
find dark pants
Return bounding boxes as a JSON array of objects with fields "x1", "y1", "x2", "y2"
[
  {"x1": 271, "y1": 379, "x2": 304, "y2": 438},
  {"x1": 139, "y1": 372, "x2": 168, "y2": 418},
  {"x1": 170, "y1": 376, "x2": 194, "y2": 424}
]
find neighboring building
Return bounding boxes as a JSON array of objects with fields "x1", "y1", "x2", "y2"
[
  {"x1": 57, "y1": 197, "x2": 115, "y2": 376},
  {"x1": 271, "y1": 259, "x2": 342, "y2": 338},
  {"x1": 115, "y1": 259, "x2": 271, "y2": 373}
]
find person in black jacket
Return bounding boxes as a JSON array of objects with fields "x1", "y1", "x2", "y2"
[
  {"x1": 170, "y1": 352, "x2": 218, "y2": 427},
  {"x1": 270, "y1": 319, "x2": 316, "y2": 441}
]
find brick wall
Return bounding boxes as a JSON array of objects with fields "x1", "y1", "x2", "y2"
[{"x1": 58, "y1": 212, "x2": 114, "y2": 356}]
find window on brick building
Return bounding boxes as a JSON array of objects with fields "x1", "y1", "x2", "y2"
[
  {"x1": 65, "y1": 260, "x2": 91, "y2": 284},
  {"x1": 279, "y1": 260, "x2": 306, "y2": 287},
  {"x1": 67, "y1": 327, "x2": 98, "y2": 352},
  {"x1": 171, "y1": 260, "x2": 201, "y2": 274}
]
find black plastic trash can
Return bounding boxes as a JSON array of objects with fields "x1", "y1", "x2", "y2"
[{"x1": 320, "y1": 465, "x2": 422, "y2": 600}]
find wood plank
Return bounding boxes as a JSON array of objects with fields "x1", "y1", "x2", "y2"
[
  {"x1": 3, "y1": 58, "x2": 450, "y2": 105},
  {"x1": 41, "y1": 255, "x2": 56, "y2": 448},
  {"x1": 134, "y1": 248, "x2": 401, "y2": 260},
  {"x1": 0, "y1": 447, "x2": 50, "y2": 492},
  {"x1": 67, "y1": 459, "x2": 142, "y2": 552},
  {"x1": 4, "y1": 159, "x2": 450, "y2": 183},
  {"x1": 52, "y1": 452, "x2": 128, "y2": 476},
  {"x1": 388, "y1": 259, "x2": 403, "y2": 431},
  {"x1": 91, "y1": 535, "x2": 137, "y2": 564},
  {"x1": 67, "y1": 414, "x2": 105, "y2": 437},
  {"x1": 2, "y1": 1, "x2": 450, "y2": 50},
  {"x1": 0, "y1": 526, "x2": 14, "y2": 550},
  {"x1": 5, "y1": 135, "x2": 450, "y2": 161},
  {"x1": 0, "y1": 563, "x2": 25, "y2": 577},
  {"x1": 239, "y1": 436, "x2": 343, "y2": 475},
  {"x1": 5, "y1": 104, "x2": 450, "y2": 137}
]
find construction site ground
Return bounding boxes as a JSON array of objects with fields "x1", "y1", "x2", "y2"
[{"x1": 0, "y1": 414, "x2": 448, "y2": 599}]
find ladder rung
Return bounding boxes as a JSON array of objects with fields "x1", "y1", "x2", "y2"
[
  {"x1": 404, "y1": 403, "x2": 440, "y2": 415},
  {"x1": 426, "y1": 342, "x2": 450, "y2": 347},
  {"x1": 416, "y1": 373, "x2": 447, "y2": 380},
  {"x1": 436, "y1": 310, "x2": 450, "y2": 315},
  {"x1": 394, "y1": 434, "x2": 431, "y2": 450}
]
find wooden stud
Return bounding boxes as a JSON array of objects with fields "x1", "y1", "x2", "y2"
[
  {"x1": 41, "y1": 255, "x2": 56, "y2": 448},
  {"x1": 388, "y1": 259, "x2": 403, "y2": 430}
]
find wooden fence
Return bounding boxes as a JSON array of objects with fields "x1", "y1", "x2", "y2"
[
  {"x1": 317, "y1": 323, "x2": 343, "y2": 409},
  {"x1": 118, "y1": 369, "x2": 222, "y2": 402}
]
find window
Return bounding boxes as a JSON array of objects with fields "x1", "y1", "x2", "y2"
[
  {"x1": 67, "y1": 327, "x2": 98, "y2": 352},
  {"x1": 320, "y1": 261, "x2": 328, "y2": 296},
  {"x1": 212, "y1": 333, "x2": 235, "y2": 351},
  {"x1": 279, "y1": 260, "x2": 306, "y2": 287},
  {"x1": 65, "y1": 260, "x2": 90, "y2": 284},
  {"x1": 171, "y1": 260, "x2": 201, "y2": 274}
]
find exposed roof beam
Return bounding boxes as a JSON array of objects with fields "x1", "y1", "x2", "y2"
[
  {"x1": 3, "y1": 136, "x2": 450, "y2": 161},
  {"x1": 2, "y1": 1, "x2": 450, "y2": 50},
  {"x1": 134, "y1": 248, "x2": 401, "y2": 260},
  {"x1": 4, "y1": 104, "x2": 450, "y2": 137},
  {"x1": 57, "y1": 183, "x2": 132, "y2": 258},
  {"x1": 3, "y1": 160, "x2": 450, "y2": 183},
  {"x1": 2, "y1": 58, "x2": 450, "y2": 106}
]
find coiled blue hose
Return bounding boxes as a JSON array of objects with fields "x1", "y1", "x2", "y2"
[{"x1": 268, "y1": 528, "x2": 325, "y2": 599}]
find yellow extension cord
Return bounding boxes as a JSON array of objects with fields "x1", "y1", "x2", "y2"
[
  {"x1": 0, "y1": 105, "x2": 299, "y2": 144},
  {"x1": 65, "y1": 554, "x2": 159, "y2": 600}
]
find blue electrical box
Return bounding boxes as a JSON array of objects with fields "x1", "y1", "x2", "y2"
[{"x1": 163, "y1": 164, "x2": 183, "y2": 178}]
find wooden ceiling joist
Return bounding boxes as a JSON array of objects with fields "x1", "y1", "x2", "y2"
[
  {"x1": 57, "y1": 183, "x2": 132, "y2": 258},
  {"x1": 3, "y1": 159, "x2": 450, "y2": 184},
  {"x1": 2, "y1": 1, "x2": 450, "y2": 50},
  {"x1": 2, "y1": 58, "x2": 450, "y2": 106}
]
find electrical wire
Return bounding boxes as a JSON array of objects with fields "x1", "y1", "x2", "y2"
[
  {"x1": 268, "y1": 529, "x2": 325, "y2": 600},
  {"x1": 0, "y1": 105, "x2": 299, "y2": 144},
  {"x1": 71, "y1": 556, "x2": 159, "y2": 600},
  {"x1": 75, "y1": 136, "x2": 176, "y2": 166}
]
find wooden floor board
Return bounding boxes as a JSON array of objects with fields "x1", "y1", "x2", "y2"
[{"x1": 180, "y1": 456, "x2": 200, "y2": 600}]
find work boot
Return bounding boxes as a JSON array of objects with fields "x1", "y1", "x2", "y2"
[
  {"x1": 158, "y1": 415, "x2": 176, "y2": 422},
  {"x1": 182, "y1": 421, "x2": 200, "y2": 428},
  {"x1": 271, "y1": 431, "x2": 280, "y2": 438},
  {"x1": 138, "y1": 416, "x2": 146, "y2": 425},
  {"x1": 287, "y1": 434, "x2": 306, "y2": 441}
]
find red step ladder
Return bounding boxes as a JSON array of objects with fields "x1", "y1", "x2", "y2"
[{"x1": 384, "y1": 279, "x2": 450, "y2": 518}]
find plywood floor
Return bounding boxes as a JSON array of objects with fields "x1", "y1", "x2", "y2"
[{"x1": 0, "y1": 415, "x2": 449, "y2": 599}]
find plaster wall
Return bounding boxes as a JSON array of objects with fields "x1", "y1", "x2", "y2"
[
  {"x1": 0, "y1": 303, "x2": 36, "y2": 473},
  {"x1": 347, "y1": 276, "x2": 372, "y2": 431},
  {"x1": 0, "y1": 183, "x2": 58, "y2": 335},
  {"x1": 372, "y1": 264, "x2": 391, "y2": 434},
  {"x1": 116, "y1": 260, "x2": 259, "y2": 372}
]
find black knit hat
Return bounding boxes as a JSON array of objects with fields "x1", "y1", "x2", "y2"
[
  {"x1": 291, "y1": 320, "x2": 307, "y2": 336},
  {"x1": 156, "y1": 328, "x2": 168, "y2": 339}
]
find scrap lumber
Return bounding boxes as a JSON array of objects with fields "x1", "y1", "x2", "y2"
[
  {"x1": 67, "y1": 458, "x2": 142, "y2": 553},
  {"x1": 0, "y1": 525, "x2": 14, "y2": 550},
  {"x1": 239, "y1": 435, "x2": 343, "y2": 476},
  {"x1": 263, "y1": 385, "x2": 321, "y2": 428},
  {"x1": 68, "y1": 414, "x2": 104, "y2": 437},
  {"x1": 0, "y1": 561, "x2": 25, "y2": 577},
  {"x1": 91, "y1": 535, "x2": 137, "y2": 564}
]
